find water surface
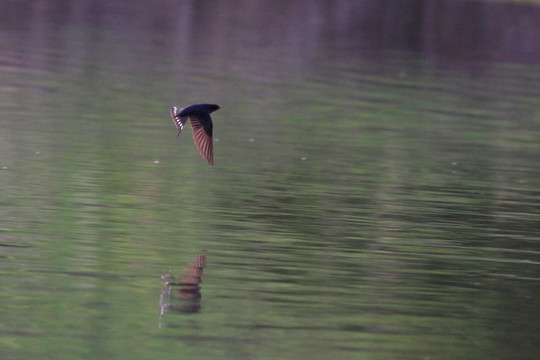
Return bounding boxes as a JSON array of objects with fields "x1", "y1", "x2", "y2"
[{"x1": 1, "y1": 1, "x2": 540, "y2": 359}]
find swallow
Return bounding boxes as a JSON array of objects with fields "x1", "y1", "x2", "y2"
[{"x1": 170, "y1": 103, "x2": 220, "y2": 166}]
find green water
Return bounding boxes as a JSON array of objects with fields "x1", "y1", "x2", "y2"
[{"x1": 1, "y1": 2, "x2": 540, "y2": 359}]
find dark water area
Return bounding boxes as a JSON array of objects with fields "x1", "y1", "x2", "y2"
[
  {"x1": 2, "y1": 0, "x2": 540, "y2": 65},
  {"x1": 1, "y1": 1, "x2": 540, "y2": 359}
]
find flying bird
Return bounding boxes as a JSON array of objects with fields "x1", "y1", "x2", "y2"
[{"x1": 170, "y1": 103, "x2": 220, "y2": 166}]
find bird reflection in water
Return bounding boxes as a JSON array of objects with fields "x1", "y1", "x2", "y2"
[{"x1": 159, "y1": 249, "x2": 207, "y2": 317}]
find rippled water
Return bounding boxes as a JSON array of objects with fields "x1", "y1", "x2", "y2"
[{"x1": 1, "y1": 1, "x2": 540, "y2": 359}]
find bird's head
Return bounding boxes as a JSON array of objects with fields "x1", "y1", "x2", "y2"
[{"x1": 209, "y1": 104, "x2": 220, "y2": 113}]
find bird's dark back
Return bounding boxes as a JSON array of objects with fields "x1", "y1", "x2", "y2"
[{"x1": 179, "y1": 104, "x2": 220, "y2": 117}]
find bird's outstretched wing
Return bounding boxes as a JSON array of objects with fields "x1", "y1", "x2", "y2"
[
  {"x1": 170, "y1": 106, "x2": 187, "y2": 137},
  {"x1": 189, "y1": 114, "x2": 213, "y2": 166}
]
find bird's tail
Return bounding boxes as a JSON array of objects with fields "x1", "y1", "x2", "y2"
[{"x1": 170, "y1": 106, "x2": 187, "y2": 137}]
